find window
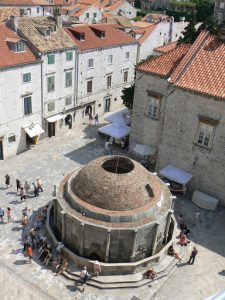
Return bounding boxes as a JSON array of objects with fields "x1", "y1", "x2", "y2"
[
  {"x1": 23, "y1": 73, "x2": 31, "y2": 83},
  {"x1": 123, "y1": 70, "x2": 128, "y2": 83},
  {"x1": 65, "y1": 71, "x2": 72, "y2": 87},
  {"x1": 147, "y1": 97, "x2": 160, "y2": 119},
  {"x1": 66, "y1": 51, "x2": 73, "y2": 61},
  {"x1": 37, "y1": 7, "x2": 40, "y2": 13},
  {"x1": 88, "y1": 58, "x2": 94, "y2": 68},
  {"x1": 24, "y1": 96, "x2": 32, "y2": 115},
  {"x1": 47, "y1": 76, "x2": 55, "y2": 92},
  {"x1": 45, "y1": 29, "x2": 51, "y2": 36},
  {"x1": 197, "y1": 123, "x2": 214, "y2": 147},
  {"x1": 219, "y1": 2, "x2": 225, "y2": 9},
  {"x1": 48, "y1": 102, "x2": 55, "y2": 112},
  {"x1": 87, "y1": 79, "x2": 93, "y2": 94},
  {"x1": 65, "y1": 96, "x2": 72, "y2": 106},
  {"x1": 8, "y1": 135, "x2": 16, "y2": 143},
  {"x1": 125, "y1": 51, "x2": 130, "y2": 61},
  {"x1": 93, "y1": 12, "x2": 97, "y2": 18},
  {"x1": 108, "y1": 55, "x2": 113, "y2": 64},
  {"x1": 86, "y1": 12, "x2": 89, "y2": 18},
  {"x1": 106, "y1": 75, "x2": 112, "y2": 89},
  {"x1": 16, "y1": 42, "x2": 24, "y2": 52},
  {"x1": 47, "y1": 53, "x2": 55, "y2": 64},
  {"x1": 114, "y1": 97, "x2": 117, "y2": 101}
]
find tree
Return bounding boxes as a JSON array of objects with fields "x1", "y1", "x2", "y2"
[
  {"x1": 194, "y1": 0, "x2": 214, "y2": 22},
  {"x1": 177, "y1": 18, "x2": 199, "y2": 44},
  {"x1": 121, "y1": 84, "x2": 135, "y2": 110}
]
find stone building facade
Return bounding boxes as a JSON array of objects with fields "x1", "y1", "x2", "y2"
[
  {"x1": 130, "y1": 31, "x2": 225, "y2": 205},
  {"x1": 213, "y1": 0, "x2": 225, "y2": 24}
]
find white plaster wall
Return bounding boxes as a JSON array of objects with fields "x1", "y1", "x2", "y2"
[
  {"x1": 76, "y1": 43, "x2": 138, "y2": 120},
  {"x1": 138, "y1": 21, "x2": 188, "y2": 61},
  {"x1": 0, "y1": 62, "x2": 42, "y2": 159},
  {"x1": 111, "y1": 2, "x2": 137, "y2": 19},
  {"x1": 78, "y1": 6, "x2": 103, "y2": 23}
]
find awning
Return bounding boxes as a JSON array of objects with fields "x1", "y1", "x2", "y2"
[
  {"x1": 159, "y1": 164, "x2": 193, "y2": 185},
  {"x1": 104, "y1": 107, "x2": 131, "y2": 126},
  {"x1": 23, "y1": 123, "x2": 44, "y2": 138},
  {"x1": 47, "y1": 114, "x2": 63, "y2": 123},
  {"x1": 98, "y1": 123, "x2": 130, "y2": 139},
  {"x1": 133, "y1": 143, "x2": 156, "y2": 156}
]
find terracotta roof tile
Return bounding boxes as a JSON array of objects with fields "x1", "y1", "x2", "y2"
[
  {"x1": 0, "y1": 23, "x2": 38, "y2": 68},
  {"x1": 136, "y1": 44, "x2": 190, "y2": 77},
  {"x1": 79, "y1": 0, "x2": 109, "y2": 9},
  {"x1": 137, "y1": 24, "x2": 157, "y2": 44},
  {"x1": 171, "y1": 33, "x2": 225, "y2": 99},
  {"x1": 0, "y1": 7, "x2": 20, "y2": 22},
  {"x1": 104, "y1": 0, "x2": 124, "y2": 11},
  {"x1": 18, "y1": 16, "x2": 75, "y2": 52},
  {"x1": 65, "y1": 23, "x2": 137, "y2": 51},
  {"x1": 0, "y1": 0, "x2": 51, "y2": 6},
  {"x1": 141, "y1": 13, "x2": 170, "y2": 23},
  {"x1": 154, "y1": 42, "x2": 177, "y2": 53},
  {"x1": 132, "y1": 21, "x2": 152, "y2": 28}
]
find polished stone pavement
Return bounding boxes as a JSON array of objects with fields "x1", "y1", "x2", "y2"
[{"x1": 0, "y1": 120, "x2": 224, "y2": 300}]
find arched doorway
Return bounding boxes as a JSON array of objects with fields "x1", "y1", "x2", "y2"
[
  {"x1": 65, "y1": 114, "x2": 72, "y2": 129},
  {"x1": 85, "y1": 105, "x2": 92, "y2": 116}
]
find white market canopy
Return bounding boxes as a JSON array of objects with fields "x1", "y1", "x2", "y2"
[
  {"x1": 23, "y1": 123, "x2": 44, "y2": 138},
  {"x1": 104, "y1": 108, "x2": 130, "y2": 126},
  {"x1": 133, "y1": 143, "x2": 156, "y2": 156},
  {"x1": 98, "y1": 123, "x2": 130, "y2": 139},
  {"x1": 159, "y1": 164, "x2": 193, "y2": 185},
  {"x1": 47, "y1": 114, "x2": 63, "y2": 123}
]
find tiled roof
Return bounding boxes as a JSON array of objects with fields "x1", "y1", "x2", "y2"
[
  {"x1": 0, "y1": 7, "x2": 20, "y2": 22},
  {"x1": 0, "y1": 23, "x2": 38, "y2": 68},
  {"x1": 62, "y1": 3, "x2": 91, "y2": 17},
  {"x1": 171, "y1": 32, "x2": 225, "y2": 99},
  {"x1": 136, "y1": 44, "x2": 190, "y2": 77},
  {"x1": 102, "y1": 15, "x2": 132, "y2": 27},
  {"x1": 18, "y1": 16, "x2": 75, "y2": 52},
  {"x1": 79, "y1": 0, "x2": 109, "y2": 8},
  {"x1": 0, "y1": 0, "x2": 52, "y2": 6},
  {"x1": 65, "y1": 23, "x2": 137, "y2": 51},
  {"x1": 132, "y1": 21, "x2": 152, "y2": 28},
  {"x1": 154, "y1": 42, "x2": 177, "y2": 53},
  {"x1": 141, "y1": 13, "x2": 170, "y2": 23},
  {"x1": 104, "y1": 0, "x2": 124, "y2": 11},
  {"x1": 137, "y1": 24, "x2": 157, "y2": 44}
]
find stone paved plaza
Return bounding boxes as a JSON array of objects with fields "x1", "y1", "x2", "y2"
[{"x1": 0, "y1": 120, "x2": 225, "y2": 300}]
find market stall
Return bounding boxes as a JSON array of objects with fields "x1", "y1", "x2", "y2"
[{"x1": 104, "y1": 107, "x2": 130, "y2": 126}]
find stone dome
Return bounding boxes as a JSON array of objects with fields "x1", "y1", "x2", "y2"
[{"x1": 72, "y1": 156, "x2": 159, "y2": 211}]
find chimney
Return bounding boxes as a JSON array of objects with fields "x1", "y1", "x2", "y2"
[
  {"x1": 53, "y1": 7, "x2": 63, "y2": 27},
  {"x1": 10, "y1": 16, "x2": 19, "y2": 32},
  {"x1": 219, "y1": 28, "x2": 225, "y2": 41}
]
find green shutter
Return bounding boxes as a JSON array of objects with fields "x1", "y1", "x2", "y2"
[
  {"x1": 66, "y1": 52, "x2": 73, "y2": 61},
  {"x1": 23, "y1": 73, "x2": 31, "y2": 82},
  {"x1": 48, "y1": 54, "x2": 55, "y2": 64}
]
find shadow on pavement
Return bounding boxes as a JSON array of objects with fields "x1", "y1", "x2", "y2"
[
  {"x1": 11, "y1": 226, "x2": 23, "y2": 231},
  {"x1": 218, "y1": 270, "x2": 225, "y2": 276},
  {"x1": 13, "y1": 259, "x2": 29, "y2": 265}
]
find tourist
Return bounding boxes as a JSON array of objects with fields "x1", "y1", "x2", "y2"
[
  {"x1": 36, "y1": 178, "x2": 43, "y2": 192},
  {"x1": 177, "y1": 214, "x2": 183, "y2": 226},
  {"x1": 93, "y1": 260, "x2": 101, "y2": 278},
  {"x1": 23, "y1": 235, "x2": 31, "y2": 252},
  {"x1": 29, "y1": 228, "x2": 37, "y2": 248},
  {"x1": 104, "y1": 141, "x2": 110, "y2": 155},
  {"x1": 5, "y1": 174, "x2": 10, "y2": 188},
  {"x1": 32, "y1": 182, "x2": 39, "y2": 197},
  {"x1": 180, "y1": 224, "x2": 190, "y2": 237},
  {"x1": 20, "y1": 187, "x2": 26, "y2": 202},
  {"x1": 27, "y1": 245, "x2": 33, "y2": 263},
  {"x1": 168, "y1": 244, "x2": 182, "y2": 262},
  {"x1": 80, "y1": 266, "x2": 89, "y2": 292},
  {"x1": 6, "y1": 207, "x2": 13, "y2": 223},
  {"x1": 55, "y1": 255, "x2": 63, "y2": 274},
  {"x1": 16, "y1": 179, "x2": 21, "y2": 192},
  {"x1": 89, "y1": 113, "x2": 93, "y2": 124},
  {"x1": 145, "y1": 267, "x2": 157, "y2": 281},
  {"x1": 55, "y1": 258, "x2": 67, "y2": 275},
  {"x1": 0, "y1": 207, "x2": 4, "y2": 223},
  {"x1": 22, "y1": 207, "x2": 30, "y2": 217},
  {"x1": 188, "y1": 247, "x2": 198, "y2": 265},
  {"x1": 94, "y1": 114, "x2": 99, "y2": 125},
  {"x1": 24, "y1": 181, "x2": 30, "y2": 195},
  {"x1": 43, "y1": 249, "x2": 53, "y2": 266},
  {"x1": 178, "y1": 233, "x2": 190, "y2": 246}
]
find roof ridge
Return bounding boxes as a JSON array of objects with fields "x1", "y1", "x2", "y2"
[{"x1": 170, "y1": 31, "x2": 210, "y2": 83}]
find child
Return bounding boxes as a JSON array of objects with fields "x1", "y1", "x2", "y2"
[
  {"x1": 6, "y1": 207, "x2": 13, "y2": 223},
  {"x1": 27, "y1": 245, "x2": 33, "y2": 263}
]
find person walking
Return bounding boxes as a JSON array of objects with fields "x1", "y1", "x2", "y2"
[
  {"x1": 27, "y1": 245, "x2": 33, "y2": 263},
  {"x1": 36, "y1": 178, "x2": 43, "y2": 192},
  {"x1": 188, "y1": 247, "x2": 198, "y2": 265},
  {"x1": 6, "y1": 207, "x2": 13, "y2": 223},
  {"x1": 32, "y1": 183, "x2": 39, "y2": 197},
  {"x1": 16, "y1": 179, "x2": 21, "y2": 192},
  {"x1": 0, "y1": 207, "x2": 4, "y2": 223},
  {"x1": 24, "y1": 181, "x2": 30, "y2": 195},
  {"x1": 23, "y1": 235, "x2": 30, "y2": 252},
  {"x1": 93, "y1": 260, "x2": 101, "y2": 278},
  {"x1": 5, "y1": 174, "x2": 10, "y2": 188},
  {"x1": 80, "y1": 266, "x2": 89, "y2": 292},
  {"x1": 94, "y1": 114, "x2": 99, "y2": 126},
  {"x1": 20, "y1": 187, "x2": 26, "y2": 202}
]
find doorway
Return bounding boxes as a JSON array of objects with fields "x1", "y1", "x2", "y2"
[
  {"x1": 104, "y1": 98, "x2": 111, "y2": 113},
  {"x1": 85, "y1": 105, "x2": 92, "y2": 116},
  {"x1": 65, "y1": 114, "x2": 72, "y2": 129},
  {"x1": 0, "y1": 140, "x2": 3, "y2": 160},
  {"x1": 48, "y1": 122, "x2": 55, "y2": 137}
]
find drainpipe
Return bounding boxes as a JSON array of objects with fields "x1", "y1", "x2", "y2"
[
  {"x1": 74, "y1": 49, "x2": 79, "y2": 108},
  {"x1": 40, "y1": 57, "x2": 44, "y2": 131}
]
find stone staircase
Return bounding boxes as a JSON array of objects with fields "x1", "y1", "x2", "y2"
[{"x1": 62, "y1": 245, "x2": 190, "y2": 290}]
